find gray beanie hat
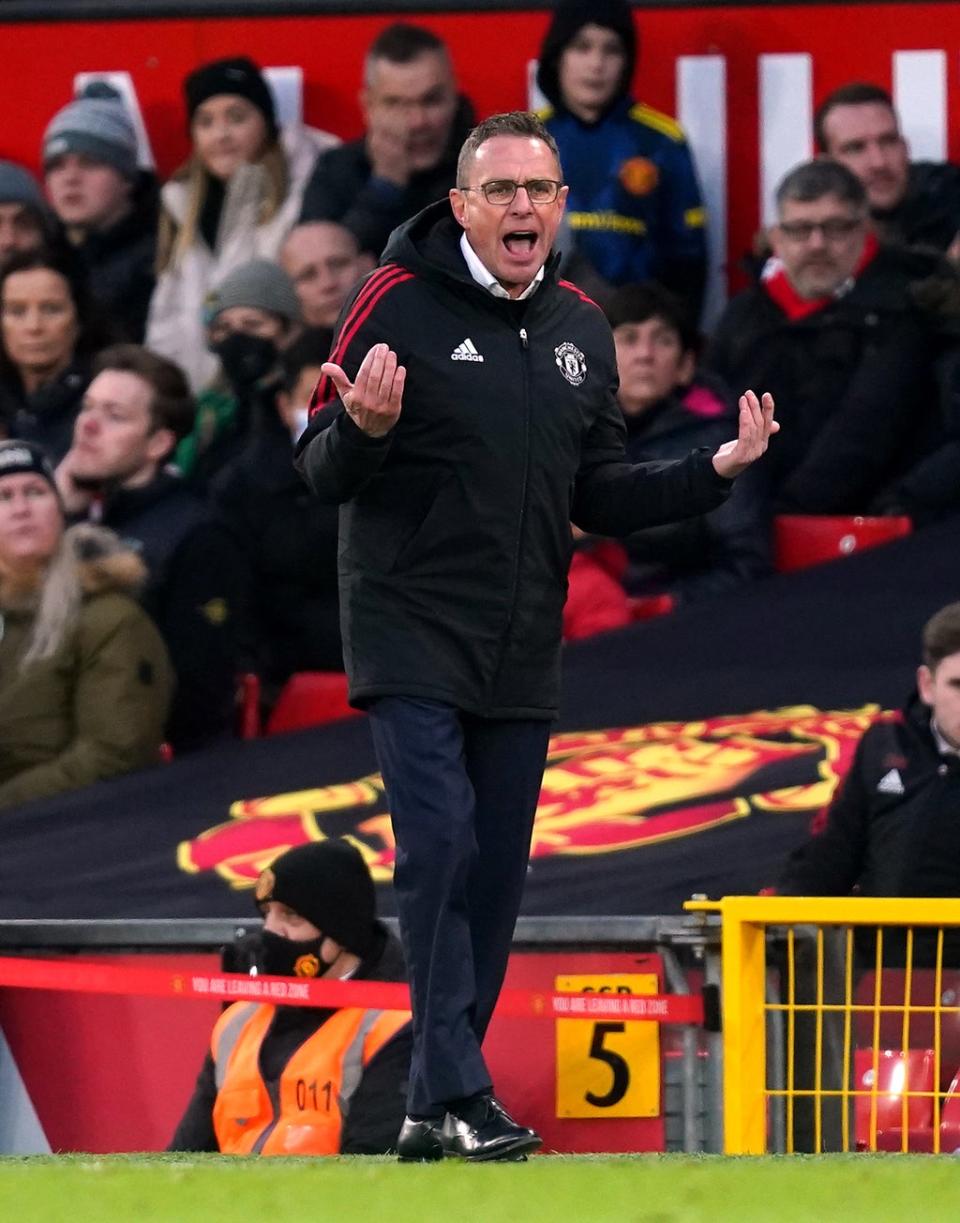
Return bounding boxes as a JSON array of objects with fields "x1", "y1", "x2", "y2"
[
  {"x1": 0, "y1": 161, "x2": 44, "y2": 209},
  {"x1": 205, "y1": 259, "x2": 301, "y2": 326},
  {"x1": 43, "y1": 84, "x2": 138, "y2": 180}
]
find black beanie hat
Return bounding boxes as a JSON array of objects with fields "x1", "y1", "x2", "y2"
[
  {"x1": 536, "y1": 0, "x2": 638, "y2": 113},
  {"x1": 184, "y1": 56, "x2": 278, "y2": 143},
  {"x1": 255, "y1": 839, "x2": 377, "y2": 958},
  {"x1": 0, "y1": 440, "x2": 60, "y2": 496}
]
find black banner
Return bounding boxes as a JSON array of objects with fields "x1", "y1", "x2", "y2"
[{"x1": 1, "y1": 516, "x2": 956, "y2": 921}]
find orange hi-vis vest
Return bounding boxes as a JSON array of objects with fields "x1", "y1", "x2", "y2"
[{"x1": 211, "y1": 1000, "x2": 411, "y2": 1155}]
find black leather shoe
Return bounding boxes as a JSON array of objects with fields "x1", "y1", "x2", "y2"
[
  {"x1": 397, "y1": 1115, "x2": 445, "y2": 1162},
  {"x1": 440, "y1": 1096, "x2": 542, "y2": 1162}
]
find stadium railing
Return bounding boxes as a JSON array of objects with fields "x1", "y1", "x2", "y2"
[{"x1": 685, "y1": 896, "x2": 960, "y2": 1155}]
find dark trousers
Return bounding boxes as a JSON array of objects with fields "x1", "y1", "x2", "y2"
[{"x1": 368, "y1": 696, "x2": 551, "y2": 1116}]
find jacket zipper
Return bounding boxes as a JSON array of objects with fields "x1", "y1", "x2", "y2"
[{"x1": 489, "y1": 324, "x2": 532, "y2": 702}]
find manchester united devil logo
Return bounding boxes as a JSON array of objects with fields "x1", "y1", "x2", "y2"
[
  {"x1": 555, "y1": 341, "x2": 587, "y2": 386},
  {"x1": 177, "y1": 706, "x2": 890, "y2": 891}
]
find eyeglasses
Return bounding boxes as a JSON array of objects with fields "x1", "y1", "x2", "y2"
[
  {"x1": 777, "y1": 217, "x2": 864, "y2": 242},
  {"x1": 458, "y1": 178, "x2": 564, "y2": 206}
]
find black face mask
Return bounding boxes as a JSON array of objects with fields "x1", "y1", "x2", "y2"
[
  {"x1": 259, "y1": 929, "x2": 328, "y2": 978},
  {"x1": 213, "y1": 332, "x2": 278, "y2": 393}
]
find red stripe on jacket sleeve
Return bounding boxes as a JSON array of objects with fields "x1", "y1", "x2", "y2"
[
  {"x1": 308, "y1": 264, "x2": 414, "y2": 416},
  {"x1": 559, "y1": 279, "x2": 603, "y2": 310}
]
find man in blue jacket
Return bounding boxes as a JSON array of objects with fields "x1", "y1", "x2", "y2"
[{"x1": 296, "y1": 111, "x2": 775, "y2": 1162}]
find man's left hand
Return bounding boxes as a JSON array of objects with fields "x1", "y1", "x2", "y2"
[{"x1": 712, "y1": 390, "x2": 779, "y2": 480}]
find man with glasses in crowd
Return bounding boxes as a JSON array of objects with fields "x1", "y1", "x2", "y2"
[
  {"x1": 296, "y1": 111, "x2": 777, "y2": 1162},
  {"x1": 707, "y1": 158, "x2": 943, "y2": 515}
]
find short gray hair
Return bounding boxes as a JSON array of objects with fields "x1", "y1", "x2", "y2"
[
  {"x1": 363, "y1": 23, "x2": 451, "y2": 90},
  {"x1": 775, "y1": 158, "x2": 867, "y2": 213},
  {"x1": 457, "y1": 111, "x2": 562, "y2": 186}
]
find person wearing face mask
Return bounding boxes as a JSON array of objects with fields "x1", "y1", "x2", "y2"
[
  {"x1": 176, "y1": 258, "x2": 302, "y2": 488},
  {"x1": 54, "y1": 344, "x2": 249, "y2": 751},
  {"x1": 213, "y1": 328, "x2": 342, "y2": 698},
  {"x1": 169, "y1": 838, "x2": 412, "y2": 1156},
  {"x1": 146, "y1": 56, "x2": 337, "y2": 394}
]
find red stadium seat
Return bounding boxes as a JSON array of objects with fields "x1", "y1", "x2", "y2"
[
  {"x1": 853, "y1": 1048, "x2": 934, "y2": 1150},
  {"x1": 265, "y1": 671, "x2": 361, "y2": 735},
  {"x1": 236, "y1": 672, "x2": 262, "y2": 740},
  {"x1": 774, "y1": 515, "x2": 912, "y2": 573}
]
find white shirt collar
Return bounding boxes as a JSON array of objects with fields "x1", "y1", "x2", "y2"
[
  {"x1": 459, "y1": 232, "x2": 544, "y2": 301},
  {"x1": 932, "y1": 718, "x2": 960, "y2": 757}
]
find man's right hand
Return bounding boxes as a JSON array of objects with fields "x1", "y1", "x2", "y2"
[
  {"x1": 322, "y1": 343, "x2": 406, "y2": 438},
  {"x1": 54, "y1": 450, "x2": 95, "y2": 515},
  {"x1": 366, "y1": 121, "x2": 413, "y2": 188}
]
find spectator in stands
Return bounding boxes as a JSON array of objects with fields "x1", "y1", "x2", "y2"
[
  {"x1": 0, "y1": 440, "x2": 172, "y2": 809},
  {"x1": 177, "y1": 258, "x2": 302, "y2": 486},
  {"x1": 54, "y1": 344, "x2": 247, "y2": 752},
  {"x1": 42, "y1": 83, "x2": 157, "y2": 342},
  {"x1": 147, "y1": 56, "x2": 336, "y2": 392},
  {"x1": 816, "y1": 82, "x2": 960, "y2": 256},
  {"x1": 706, "y1": 159, "x2": 944, "y2": 514},
  {"x1": 299, "y1": 24, "x2": 474, "y2": 259},
  {"x1": 214, "y1": 328, "x2": 342, "y2": 696},
  {"x1": 608, "y1": 283, "x2": 770, "y2": 600},
  {"x1": 280, "y1": 222, "x2": 373, "y2": 328},
  {"x1": 170, "y1": 838, "x2": 411, "y2": 1156},
  {"x1": 0, "y1": 248, "x2": 112, "y2": 462},
  {"x1": 536, "y1": 0, "x2": 707, "y2": 314},
  {"x1": 780, "y1": 601, "x2": 960, "y2": 957},
  {"x1": 0, "y1": 162, "x2": 56, "y2": 263}
]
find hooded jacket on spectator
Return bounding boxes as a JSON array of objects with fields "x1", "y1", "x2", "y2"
[
  {"x1": 295, "y1": 199, "x2": 732, "y2": 717},
  {"x1": 0, "y1": 524, "x2": 172, "y2": 809},
  {"x1": 536, "y1": 0, "x2": 707, "y2": 312}
]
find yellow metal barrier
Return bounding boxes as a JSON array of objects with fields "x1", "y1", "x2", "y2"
[{"x1": 685, "y1": 897, "x2": 960, "y2": 1155}]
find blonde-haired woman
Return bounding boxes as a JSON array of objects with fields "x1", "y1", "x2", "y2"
[
  {"x1": 0, "y1": 441, "x2": 173, "y2": 809},
  {"x1": 146, "y1": 56, "x2": 336, "y2": 391}
]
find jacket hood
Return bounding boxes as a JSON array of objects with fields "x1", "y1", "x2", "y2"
[
  {"x1": 537, "y1": 0, "x2": 637, "y2": 114},
  {"x1": 381, "y1": 198, "x2": 561, "y2": 291},
  {"x1": 0, "y1": 523, "x2": 145, "y2": 611},
  {"x1": 68, "y1": 523, "x2": 147, "y2": 596}
]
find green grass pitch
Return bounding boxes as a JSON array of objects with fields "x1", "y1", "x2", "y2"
[{"x1": 2, "y1": 1154, "x2": 960, "y2": 1222}]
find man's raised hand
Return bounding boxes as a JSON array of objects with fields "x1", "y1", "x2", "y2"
[
  {"x1": 322, "y1": 342, "x2": 406, "y2": 439},
  {"x1": 712, "y1": 390, "x2": 779, "y2": 480}
]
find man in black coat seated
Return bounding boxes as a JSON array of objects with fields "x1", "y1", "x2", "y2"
[
  {"x1": 815, "y1": 81, "x2": 960, "y2": 257},
  {"x1": 55, "y1": 344, "x2": 248, "y2": 751},
  {"x1": 213, "y1": 329, "x2": 342, "y2": 702},
  {"x1": 602, "y1": 283, "x2": 771, "y2": 604},
  {"x1": 299, "y1": 23, "x2": 474, "y2": 259},
  {"x1": 707, "y1": 158, "x2": 946, "y2": 515},
  {"x1": 42, "y1": 83, "x2": 157, "y2": 343}
]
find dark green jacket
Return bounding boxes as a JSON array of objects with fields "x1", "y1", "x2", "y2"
[{"x1": 0, "y1": 526, "x2": 174, "y2": 809}]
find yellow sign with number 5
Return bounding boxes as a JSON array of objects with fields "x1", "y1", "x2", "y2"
[{"x1": 555, "y1": 973, "x2": 661, "y2": 1118}]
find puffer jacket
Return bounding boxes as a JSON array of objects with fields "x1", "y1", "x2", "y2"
[
  {"x1": 296, "y1": 200, "x2": 732, "y2": 717},
  {"x1": 0, "y1": 524, "x2": 174, "y2": 809},
  {"x1": 146, "y1": 124, "x2": 338, "y2": 392}
]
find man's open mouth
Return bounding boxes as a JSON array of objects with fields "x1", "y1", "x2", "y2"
[{"x1": 503, "y1": 231, "x2": 537, "y2": 255}]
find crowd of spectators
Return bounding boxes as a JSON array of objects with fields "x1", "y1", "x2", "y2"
[{"x1": 2, "y1": 0, "x2": 960, "y2": 806}]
